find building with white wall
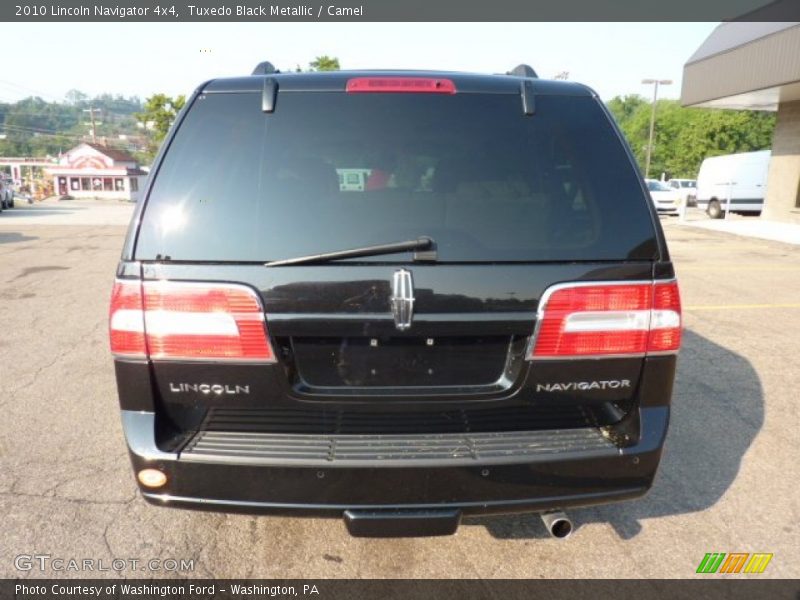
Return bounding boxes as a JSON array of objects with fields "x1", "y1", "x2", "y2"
[{"x1": 46, "y1": 143, "x2": 147, "y2": 202}]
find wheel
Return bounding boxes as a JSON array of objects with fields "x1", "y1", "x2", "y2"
[{"x1": 707, "y1": 199, "x2": 723, "y2": 219}]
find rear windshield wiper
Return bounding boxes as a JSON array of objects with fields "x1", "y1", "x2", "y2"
[{"x1": 264, "y1": 237, "x2": 436, "y2": 267}]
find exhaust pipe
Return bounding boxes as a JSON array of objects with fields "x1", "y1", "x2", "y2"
[{"x1": 540, "y1": 511, "x2": 573, "y2": 539}]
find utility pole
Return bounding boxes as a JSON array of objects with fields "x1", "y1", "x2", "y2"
[
  {"x1": 641, "y1": 79, "x2": 672, "y2": 179},
  {"x1": 28, "y1": 165, "x2": 36, "y2": 199},
  {"x1": 83, "y1": 107, "x2": 100, "y2": 143}
]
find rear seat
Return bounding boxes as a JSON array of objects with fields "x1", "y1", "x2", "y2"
[{"x1": 442, "y1": 181, "x2": 551, "y2": 252}]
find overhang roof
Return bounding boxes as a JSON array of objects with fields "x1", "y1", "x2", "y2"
[{"x1": 681, "y1": 21, "x2": 800, "y2": 110}]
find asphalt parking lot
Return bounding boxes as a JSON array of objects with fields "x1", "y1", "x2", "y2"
[{"x1": 1, "y1": 199, "x2": 798, "y2": 578}]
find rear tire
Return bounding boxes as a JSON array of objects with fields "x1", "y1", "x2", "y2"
[{"x1": 707, "y1": 199, "x2": 723, "y2": 219}]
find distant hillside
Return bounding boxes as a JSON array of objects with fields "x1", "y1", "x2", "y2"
[{"x1": 0, "y1": 90, "x2": 145, "y2": 160}]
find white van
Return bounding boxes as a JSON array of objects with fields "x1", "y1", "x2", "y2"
[{"x1": 696, "y1": 150, "x2": 770, "y2": 218}]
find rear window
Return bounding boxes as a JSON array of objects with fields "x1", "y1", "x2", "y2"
[
  {"x1": 647, "y1": 180, "x2": 671, "y2": 192},
  {"x1": 135, "y1": 90, "x2": 657, "y2": 262}
]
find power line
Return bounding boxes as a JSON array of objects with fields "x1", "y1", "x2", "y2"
[
  {"x1": 0, "y1": 123, "x2": 82, "y2": 136},
  {"x1": 1, "y1": 121, "x2": 74, "y2": 133},
  {"x1": 1, "y1": 132, "x2": 83, "y2": 142},
  {"x1": 0, "y1": 80, "x2": 63, "y2": 102},
  {"x1": 2, "y1": 131, "x2": 81, "y2": 140},
  {"x1": 0, "y1": 84, "x2": 143, "y2": 111},
  {"x1": 0, "y1": 124, "x2": 86, "y2": 140},
  {"x1": 0, "y1": 106, "x2": 139, "y2": 118}
]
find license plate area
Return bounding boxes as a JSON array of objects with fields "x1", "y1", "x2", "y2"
[{"x1": 291, "y1": 336, "x2": 511, "y2": 388}]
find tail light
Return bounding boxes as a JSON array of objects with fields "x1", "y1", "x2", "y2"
[
  {"x1": 529, "y1": 281, "x2": 681, "y2": 359},
  {"x1": 109, "y1": 280, "x2": 146, "y2": 358},
  {"x1": 109, "y1": 280, "x2": 275, "y2": 362},
  {"x1": 346, "y1": 77, "x2": 457, "y2": 94}
]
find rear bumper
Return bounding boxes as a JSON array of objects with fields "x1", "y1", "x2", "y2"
[{"x1": 122, "y1": 406, "x2": 669, "y2": 516}]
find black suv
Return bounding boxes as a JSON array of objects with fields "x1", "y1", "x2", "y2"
[{"x1": 111, "y1": 63, "x2": 681, "y2": 537}]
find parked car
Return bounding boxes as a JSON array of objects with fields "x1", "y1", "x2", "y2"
[
  {"x1": 110, "y1": 63, "x2": 682, "y2": 538},
  {"x1": 0, "y1": 177, "x2": 14, "y2": 210},
  {"x1": 668, "y1": 178, "x2": 697, "y2": 207},
  {"x1": 696, "y1": 150, "x2": 770, "y2": 219},
  {"x1": 645, "y1": 178, "x2": 681, "y2": 215}
]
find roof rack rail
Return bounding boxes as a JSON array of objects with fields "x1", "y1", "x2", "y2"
[
  {"x1": 252, "y1": 61, "x2": 279, "y2": 75},
  {"x1": 508, "y1": 64, "x2": 538, "y2": 79}
]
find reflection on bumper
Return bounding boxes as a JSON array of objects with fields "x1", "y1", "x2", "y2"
[{"x1": 141, "y1": 487, "x2": 648, "y2": 517}]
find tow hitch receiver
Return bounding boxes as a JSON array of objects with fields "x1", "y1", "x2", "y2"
[{"x1": 343, "y1": 509, "x2": 462, "y2": 538}]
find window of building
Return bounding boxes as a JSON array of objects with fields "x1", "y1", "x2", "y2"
[
  {"x1": 103, "y1": 178, "x2": 113, "y2": 191},
  {"x1": 92, "y1": 178, "x2": 103, "y2": 191},
  {"x1": 80, "y1": 177, "x2": 90, "y2": 191},
  {"x1": 70, "y1": 178, "x2": 80, "y2": 191},
  {"x1": 129, "y1": 178, "x2": 139, "y2": 192},
  {"x1": 114, "y1": 178, "x2": 125, "y2": 191}
]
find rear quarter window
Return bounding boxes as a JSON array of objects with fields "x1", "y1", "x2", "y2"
[{"x1": 135, "y1": 89, "x2": 657, "y2": 262}]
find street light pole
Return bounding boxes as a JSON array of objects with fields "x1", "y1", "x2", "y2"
[{"x1": 641, "y1": 78, "x2": 672, "y2": 179}]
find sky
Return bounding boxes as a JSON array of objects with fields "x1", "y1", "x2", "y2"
[{"x1": 0, "y1": 22, "x2": 717, "y2": 104}]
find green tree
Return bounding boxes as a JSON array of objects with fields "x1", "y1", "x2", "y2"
[
  {"x1": 606, "y1": 95, "x2": 775, "y2": 179},
  {"x1": 135, "y1": 94, "x2": 186, "y2": 158},
  {"x1": 606, "y1": 94, "x2": 647, "y2": 123},
  {"x1": 65, "y1": 89, "x2": 88, "y2": 106},
  {"x1": 135, "y1": 94, "x2": 186, "y2": 143},
  {"x1": 308, "y1": 56, "x2": 340, "y2": 71}
]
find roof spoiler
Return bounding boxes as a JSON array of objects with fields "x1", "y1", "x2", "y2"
[
  {"x1": 506, "y1": 65, "x2": 537, "y2": 115},
  {"x1": 508, "y1": 64, "x2": 538, "y2": 79},
  {"x1": 252, "y1": 61, "x2": 279, "y2": 75}
]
